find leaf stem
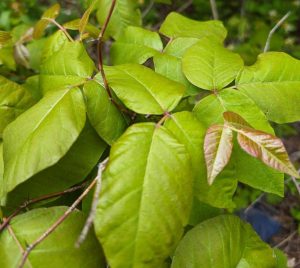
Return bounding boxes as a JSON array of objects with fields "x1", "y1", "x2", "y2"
[
  {"x1": 44, "y1": 18, "x2": 74, "y2": 42},
  {"x1": 18, "y1": 178, "x2": 99, "y2": 268},
  {"x1": 75, "y1": 158, "x2": 109, "y2": 247},
  {"x1": 0, "y1": 182, "x2": 87, "y2": 233},
  {"x1": 96, "y1": 0, "x2": 117, "y2": 100},
  {"x1": 156, "y1": 112, "x2": 170, "y2": 127}
]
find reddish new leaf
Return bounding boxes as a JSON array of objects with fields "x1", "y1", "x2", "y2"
[
  {"x1": 224, "y1": 111, "x2": 299, "y2": 178},
  {"x1": 204, "y1": 124, "x2": 234, "y2": 185}
]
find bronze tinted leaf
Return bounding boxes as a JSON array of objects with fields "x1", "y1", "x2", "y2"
[{"x1": 204, "y1": 124, "x2": 233, "y2": 185}]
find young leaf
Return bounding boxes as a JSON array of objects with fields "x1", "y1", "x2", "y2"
[
  {"x1": 79, "y1": 0, "x2": 97, "y2": 37},
  {"x1": 83, "y1": 80, "x2": 127, "y2": 145},
  {"x1": 224, "y1": 111, "x2": 299, "y2": 178},
  {"x1": 40, "y1": 42, "x2": 94, "y2": 93},
  {"x1": 171, "y1": 215, "x2": 276, "y2": 268},
  {"x1": 159, "y1": 12, "x2": 227, "y2": 42},
  {"x1": 0, "y1": 76, "x2": 35, "y2": 136},
  {"x1": 111, "y1": 26, "x2": 163, "y2": 64},
  {"x1": 193, "y1": 88, "x2": 284, "y2": 196},
  {"x1": 0, "y1": 31, "x2": 12, "y2": 47},
  {"x1": 1, "y1": 122, "x2": 106, "y2": 210},
  {"x1": 204, "y1": 125, "x2": 233, "y2": 184},
  {"x1": 164, "y1": 112, "x2": 237, "y2": 208},
  {"x1": 182, "y1": 38, "x2": 243, "y2": 90},
  {"x1": 0, "y1": 207, "x2": 105, "y2": 268},
  {"x1": 3, "y1": 87, "x2": 86, "y2": 194},
  {"x1": 96, "y1": 0, "x2": 141, "y2": 39},
  {"x1": 236, "y1": 52, "x2": 300, "y2": 123},
  {"x1": 64, "y1": 19, "x2": 100, "y2": 38},
  {"x1": 95, "y1": 123, "x2": 193, "y2": 268},
  {"x1": 33, "y1": 3, "x2": 61, "y2": 39},
  {"x1": 104, "y1": 64, "x2": 185, "y2": 114}
]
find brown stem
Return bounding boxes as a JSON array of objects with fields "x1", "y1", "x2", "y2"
[
  {"x1": 18, "y1": 178, "x2": 98, "y2": 268},
  {"x1": 156, "y1": 112, "x2": 171, "y2": 127},
  {"x1": 44, "y1": 18, "x2": 74, "y2": 41},
  {"x1": 97, "y1": 0, "x2": 117, "y2": 100},
  {"x1": 75, "y1": 158, "x2": 109, "y2": 247},
  {"x1": 0, "y1": 182, "x2": 87, "y2": 233}
]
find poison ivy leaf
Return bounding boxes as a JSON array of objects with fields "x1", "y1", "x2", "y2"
[
  {"x1": 0, "y1": 76, "x2": 35, "y2": 137},
  {"x1": 104, "y1": 64, "x2": 185, "y2": 114},
  {"x1": 40, "y1": 42, "x2": 94, "y2": 93},
  {"x1": 0, "y1": 207, "x2": 105, "y2": 268},
  {"x1": 182, "y1": 38, "x2": 243, "y2": 90},
  {"x1": 0, "y1": 46, "x2": 16, "y2": 70},
  {"x1": 193, "y1": 88, "x2": 284, "y2": 196},
  {"x1": 159, "y1": 12, "x2": 227, "y2": 42},
  {"x1": 274, "y1": 248, "x2": 288, "y2": 268},
  {"x1": 33, "y1": 3, "x2": 61, "y2": 39},
  {"x1": 171, "y1": 215, "x2": 276, "y2": 268},
  {"x1": 27, "y1": 38, "x2": 47, "y2": 71},
  {"x1": 0, "y1": 31, "x2": 12, "y2": 47},
  {"x1": 79, "y1": 0, "x2": 97, "y2": 37},
  {"x1": 3, "y1": 87, "x2": 86, "y2": 194},
  {"x1": 96, "y1": 0, "x2": 141, "y2": 39},
  {"x1": 83, "y1": 80, "x2": 127, "y2": 145},
  {"x1": 23, "y1": 75, "x2": 42, "y2": 102},
  {"x1": 111, "y1": 26, "x2": 163, "y2": 64},
  {"x1": 224, "y1": 111, "x2": 299, "y2": 178},
  {"x1": 95, "y1": 123, "x2": 193, "y2": 268},
  {"x1": 14, "y1": 43, "x2": 30, "y2": 69},
  {"x1": 41, "y1": 30, "x2": 68, "y2": 63},
  {"x1": 236, "y1": 52, "x2": 300, "y2": 123},
  {"x1": 204, "y1": 124, "x2": 233, "y2": 184},
  {"x1": 1, "y1": 122, "x2": 106, "y2": 211},
  {"x1": 164, "y1": 37, "x2": 199, "y2": 58},
  {"x1": 164, "y1": 112, "x2": 236, "y2": 208}
]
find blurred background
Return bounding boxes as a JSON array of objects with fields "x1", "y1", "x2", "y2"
[{"x1": 1, "y1": 0, "x2": 300, "y2": 266}]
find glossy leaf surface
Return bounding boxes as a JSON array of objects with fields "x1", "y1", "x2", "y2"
[
  {"x1": 0, "y1": 207, "x2": 105, "y2": 268},
  {"x1": 104, "y1": 64, "x2": 185, "y2": 114},
  {"x1": 182, "y1": 38, "x2": 243, "y2": 90},
  {"x1": 3, "y1": 88, "x2": 86, "y2": 194},
  {"x1": 95, "y1": 123, "x2": 193, "y2": 268},
  {"x1": 171, "y1": 215, "x2": 276, "y2": 268}
]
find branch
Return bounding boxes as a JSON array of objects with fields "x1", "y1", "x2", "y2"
[
  {"x1": 18, "y1": 177, "x2": 99, "y2": 268},
  {"x1": 263, "y1": 11, "x2": 291, "y2": 53},
  {"x1": 75, "y1": 158, "x2": 109, "y2": 247},
  {"x1": 97, "y1": 0, "x2": 117, "y2": 100},
  {"x1": 142, "y1": 0, "x2": 154, "y2": 18},
  {"x1": 0, "y1": 182, "x2": 87, "y2": 233},
  {"x1": 209, "y1": 0, "x2": 219, "y2": 20},
  {"x1": 44, "y1": 18, "x2": 74, "y2": 41}
]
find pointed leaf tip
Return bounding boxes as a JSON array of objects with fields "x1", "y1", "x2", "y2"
[{"x1": 204, "y1": 124, "x2": 233, "y2": 185}]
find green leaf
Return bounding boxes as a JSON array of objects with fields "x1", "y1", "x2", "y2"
[
  {"x1": 79, "y1": 0, "x2": 97, "y2": 36},
  {"x1": 95, "y1": 123, "x2": 193, "y2": 267},
  {"x1": 163, "y1": 37, "x2": 199, "y2": 58},
  {"x1": 0, "y1": 46, "x2": 16, "y2": 70},
  {"x1": 27, "y1": 38, "x2": 47, "y2": 71},
  {"x1": 224, "y1": 111, "x2": 299, "y2": 178},
  {"x1": 171, "y1": 215, "x2": 276, "y2": 268},
  {"x1": 111, "y1": 26, "x2": 163, "y2": 64},
  {"x1": 1, "y1": 121, "x2": 106, "y2": 211},
  {"x1": 204, "y1": 125, "x2": 233, "y2": 184},
  {"x1": 83, "y1": 80, "x2": 127, "y2": 145},
  {"x1": 64, "y1": 19, "x2": 100, "y2": 38},
  {"x1": 0, "y1": 31, "x2": 12, "y2": 47},
  {"x1": 193, "y1": 88, "x2": 284, "y2": 196},
  {"x1": 182, "y1": 38, "x2": 243, "y2": 90},
  {"x1": 164, "y1": 112, "x2": 237, "y2": 208},
  {"x1": 274, "y1": 248, "x2": 288, "y2": 268},
  {"x1": 40, "y1": 42, "x2": 94, "y2": 93},
  {"x1": 154, "y1": 53, "x2": 199, "y2": 96},
  {"x1": 0, "y1": 76, "x2": 35, "y2": 137},
  {"x1": 236, "y1": 52, "x2": 300, "y2": 123},
  {"x1": 0, "y1": 206, "x2": 105, "y2": 268},
  {"x1": 104, "y1": 64, "x2": 185, "y2": 114},
  {"x1": 33, "y1": 3, "x2": 61, "y2": 39},
  {"x1": 3, "y1": 87, "x2": 86, "y2": 194},
  {"x1": 159, "y1": 12, "x2": 227, "y2": 42},
  {"x1": 96, "y1": 0, "x2": 141, "y2": 39}
]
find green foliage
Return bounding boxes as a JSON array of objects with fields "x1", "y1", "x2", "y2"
[{"x1": 0, "y1": 1, "x2": 296, "y2": 267}]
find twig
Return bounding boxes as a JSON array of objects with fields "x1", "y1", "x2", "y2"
[
  {"x1": 263, "y1": 11, "x2": 291, "y2": 53},
  {"x1": 97, "y1": 0, "x2": 116, "y2": 100},
  {"x1": 244, "y1": 193, "x2": 265, "y2": 215},
  {"x1": 75, "y1": 158, "x2": 109, "y2": 247},
  {"x1": 209, "y1": 0, "x2": 219, "y2": 20},
  {"x1": 142, "y1": 0, "x2": 154, "y2": 18},
  {"x1": 274, "y1": 230, "x2": 297, "y2": 248},
  {"x1": 18, "y1": 178, "x2": 99, "y2": 268},
  {"x1": 176, "y1": 0, "x2": 193, "y2": 13},
  {"x1": 0, "y1": 182, "x2": 87, "y2": 233},
  {"x1": 44, "y1": 18, "x2": 74, "y2": 41}
]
